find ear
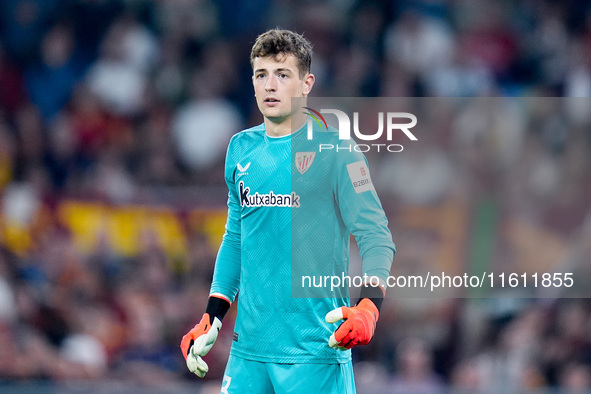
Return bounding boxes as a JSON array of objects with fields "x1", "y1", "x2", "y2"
[{"x1": 302, "y1": 73, "x2": 315, "y2": 96}]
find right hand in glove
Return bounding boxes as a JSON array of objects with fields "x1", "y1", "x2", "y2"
[{"x1": 180, "y1": 313, "x2": 222, "y2": 378}]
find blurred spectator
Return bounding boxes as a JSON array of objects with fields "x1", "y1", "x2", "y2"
[
  {"x1": 529, "y1": 2, "x2": 570, "y2": 89},
  {"x1": 559, "y1": 362, "x2": 591, "y2": 393},
  {"x1": 113, "y1": 285, "x2": 181, "y2": 384},
  {"x1": 376, "y1": 134, "x2": 458, "y2": 205},
  {"x1": 135, "y1": 107, "x2": 184, "y2": 186},
  {"x1": 384, "y1": 9, "x2": 455, "y2": 89},
  {"x1": 426, "y1": 46, "x2": 495, "y2": 96},
  {"x1": 171, "y1": 59, "x2": 242, "y2": 181},
  {"x1": 355, "y1": 361, "x2": 390, "y2": 394},
  {"x1": 0, "y1": 274, "x2": 16, "y2": 323},
  {"x1": 153, "y1": 0, "x2": 219, "y2": 44},
  {"x1": 0, "y1": 118, "x2": 16, "y2": 191},
  {"x1": 0, "y1": 42, "x2": 27, "y2": 115},
  {"x1": 153, "y1": 35, "x2": 189, "y2": 106},
  {"x1": 0, "y1": 0, "x2": 58, "y2": 64},
  {"x1": 59, "y1": 331, "x2": 108, "y2": 379},
  {"x1": 2, "y1": 182, "x2": 41, "y2": 232},
  {"x1": 25, "y1": 23, "x2": 84, "y2": 121},
  {"x1": 85, "y1": 16, "x2": 152, "y2": 116},
  {"x1": 388, "y1": 337, "x2": 445, "y2": 394},
  {"x1": 453, "y1": 0, "x2": 519, "y2": 87},
  {"x1": 562, "y1": 36, "x2": 591, "y2": 97},
  {"x1": 171, "y1": 95, "x2": 241, "y2": 182},
  {"x1": 88, "y1": 146, "x2": 137, "y2": 203},
  {"x1": 60, "y1": 85, "x2": 106, "y2": 161}
]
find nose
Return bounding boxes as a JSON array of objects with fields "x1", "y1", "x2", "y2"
[{"x1": 265, "y1": 75, "x2": 277, "y2": 91}]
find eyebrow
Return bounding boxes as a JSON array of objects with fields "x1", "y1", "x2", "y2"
[{"x1": 254, "y1": 68, "x2": 294, "y2": 74}]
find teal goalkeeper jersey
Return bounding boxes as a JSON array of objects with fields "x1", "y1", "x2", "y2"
[{"x1": 210, "y1": 122, "x2": 396, "y2": 364}]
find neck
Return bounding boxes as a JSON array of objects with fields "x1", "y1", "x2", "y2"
[
  {"x1": 264, "y1": 106, "x2": 308, "y2": 137},
  {"x1": 264, "y1": 117, "x2": 292, "y2": 137}
]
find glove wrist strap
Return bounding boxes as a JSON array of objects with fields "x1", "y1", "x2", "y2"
[
  {"x1": 358, "y1": 285, "x2": 384, "y2": 311},
  {"x1": 205, "y1": 295, "x2": 231, "y2": 324}
]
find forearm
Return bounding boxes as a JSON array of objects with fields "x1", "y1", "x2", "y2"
[
  {"x1": 210, "y1": 232, "x2": 241, "y2": 303},
  {"x1": 361, "y1": 245, "x2": 394, "y2": 285}
]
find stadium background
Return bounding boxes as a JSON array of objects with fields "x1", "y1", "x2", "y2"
[{"x1": 0, "y1": 0, "x2": 590, "y2": 392}]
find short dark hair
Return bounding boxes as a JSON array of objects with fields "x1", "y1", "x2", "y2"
[{"x1": 250, "y1": 29, "x2": 313, "y2": 78}]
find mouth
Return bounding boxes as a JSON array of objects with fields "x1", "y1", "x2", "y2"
[{"x1": 264, "y1": 97, "x2": 280, "y2": 103}]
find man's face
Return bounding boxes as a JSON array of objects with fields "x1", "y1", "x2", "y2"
[{"x1": 252, "y1": 53, "x2": 314, "y2": 124}]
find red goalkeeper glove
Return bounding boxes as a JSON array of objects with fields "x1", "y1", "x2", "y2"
[
  {"x1": 180, "y1": 295, "x2": 230, "y2": 378},
  {"x1": 325, "y1": 298, "x2": 379, "y2": 350},
  {"x1": 180, "y1": 313, "x2": 222, "y2": 378}
]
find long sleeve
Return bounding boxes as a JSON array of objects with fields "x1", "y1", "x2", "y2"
[
  {"x1": 333, "y1": 146, "x2": 396, "y2": 282},
  {"x1": 210, "y1": 139, "x2": 241, "y2": 302}
]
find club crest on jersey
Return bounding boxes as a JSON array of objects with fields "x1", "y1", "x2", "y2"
[
  {"x1": 295, "y1": 152, "x2": 316, "y2": 174},
  {"x1": 239, "y1": 181, "x2": 300, "y2": 208}
]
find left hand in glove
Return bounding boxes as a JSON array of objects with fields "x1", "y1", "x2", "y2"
[{"x1": 325, "y1": 298, "x2": 379, "y2": 350}]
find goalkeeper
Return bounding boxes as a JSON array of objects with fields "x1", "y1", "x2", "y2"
[{"x1": 180, "y1": 28, "x2": 395, "y2": 393}]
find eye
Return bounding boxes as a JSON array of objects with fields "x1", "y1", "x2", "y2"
[
  {"x1": 279, "y1": 73, "x2": 288, "y2": 79},
  {"x1": 255, "y1": 73, "x2": 266, "y2": 79}
]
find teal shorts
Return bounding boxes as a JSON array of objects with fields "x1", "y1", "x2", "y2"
[{"x1": 219, "y1": 354, "x2": 356, "y2": 394}]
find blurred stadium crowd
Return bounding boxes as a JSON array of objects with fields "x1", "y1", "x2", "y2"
[{"x1": 1, "y1": 0, "x2": 591, "y2": 392}]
